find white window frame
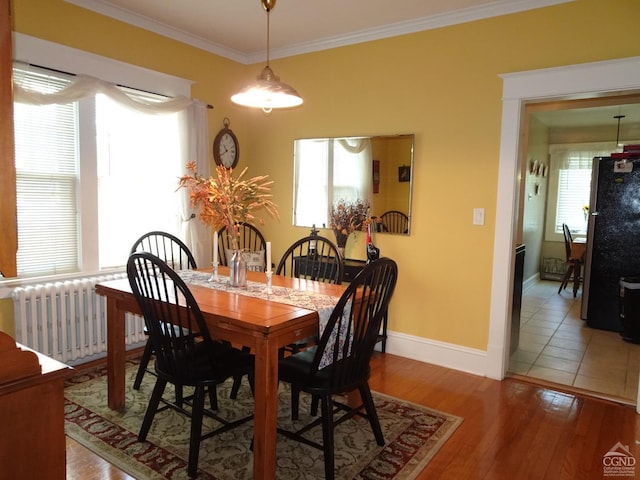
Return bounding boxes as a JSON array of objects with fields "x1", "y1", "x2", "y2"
[{"x1": 12, "y1": 34, "x2": 193, "y2": 279}]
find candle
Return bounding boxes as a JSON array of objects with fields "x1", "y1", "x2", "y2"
[
  {"x1": 266, "y1": 241, "x2": 272, "y2": 273},
  {"x1": 213, "y1": 231, "x2": 218, "y2": 267}
]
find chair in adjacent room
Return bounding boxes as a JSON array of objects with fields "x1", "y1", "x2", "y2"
[
  {"x1": 276, "y1": 235, "x2": 345, "y2": 355},
  {"x1": 130, "y1": 231, "x2": 198, "y2": 393},
  {"x1": 216, "y1": 222, "x2": 267, "y2": 271},
  {"x1": 277, "y1": 258, "x2": 398, "y2": 480},
  {"x1": 380, "y1": 210, "x2": 409, "y2": 234},
  {"x1": 127, "y1": 252, "x2": 254, "y2": 478},
  {"x1": 558, "y1": 223, "x2": 583, "y2": 297}
]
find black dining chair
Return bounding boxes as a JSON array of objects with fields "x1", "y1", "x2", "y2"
[
  {"x1": 277, "y1": 258, "x2": 398, "y2": 480},
  {"x1": 130, "y1": 231, "x2": 197, "y2": 394},
  {"x1": 276, "y1": 235, "x2": 344, "y2": 284},
  {"x1": 276, "y1": 235, "x2": 345, "y2": 355},
  {"x1": 127, "y1": 252, "x2": 254, "y2": 478},
  {"x1": 216, "y1": 222, "x2": 267, "y2": 271},
  {"x1": 380, "y1": 210, "x2": 409, "y2": 234}
]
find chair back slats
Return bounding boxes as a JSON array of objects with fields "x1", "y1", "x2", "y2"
[
  {"x1": 562, "y1": 223, "x2": 574, "y2": 260},
  {"x1": 380, "y1": 210, "x2": 409, "y2": 234},
  {"x1": 311, "y1": 258, "x2": 398, "y2": 389},
  {"x1": 130, "y1": 231, "x2": 197, "y2": 270},
  {"x1": 276, "y1": 235, "x2": 344, "y2": 284},
  {"x1": 127, "y1": 252, "x2": 212, "y2": 381},
  {"x1": 216, "y1": 223, "x2": 267, "y2": 265}
]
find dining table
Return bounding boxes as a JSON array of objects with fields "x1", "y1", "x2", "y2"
[{"x1": 95, "y1": 266, "x2": 346, "y2": 480}]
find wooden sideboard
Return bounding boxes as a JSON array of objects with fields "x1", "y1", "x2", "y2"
[{"x1": 0, "y1": 332, "x2": 73, "y2": 479}]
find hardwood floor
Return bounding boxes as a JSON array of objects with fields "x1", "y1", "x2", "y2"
[{"x1": 66, "y1": 353, "x2": 640, "y2": 479}]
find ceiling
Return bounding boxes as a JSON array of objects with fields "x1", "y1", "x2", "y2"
[
  {"x1": 67, "y1": 0, "x2": 572, "y2": 64},
  {"x1": 66, "y1": 0, "x2": 639, "y2": 132}
]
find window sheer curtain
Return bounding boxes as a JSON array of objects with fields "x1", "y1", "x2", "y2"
[
  {"x1": 14, "y1": 73, "x2": 211, "y2": 266},
  {"x1": 334, "y1": 138, "x2": 373, "y2": 205}
]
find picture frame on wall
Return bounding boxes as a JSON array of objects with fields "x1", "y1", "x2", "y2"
[{"x1": 398, "y1": 165, "x2": 411, "y2": 182}]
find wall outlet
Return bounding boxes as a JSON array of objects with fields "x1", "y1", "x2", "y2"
[{"x1": 473, "y1": 208, "x2": 485, "y2": 226}]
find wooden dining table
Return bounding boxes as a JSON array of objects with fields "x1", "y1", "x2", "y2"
[{"x1": 95, "y1": 267, "x2": 346, "y2": 480}]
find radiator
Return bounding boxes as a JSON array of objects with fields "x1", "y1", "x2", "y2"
[{"x1": 11, "y1": 273, "x2": 146, "y2": 364}]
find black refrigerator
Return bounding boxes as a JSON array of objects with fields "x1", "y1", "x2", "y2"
[{"x1": 581, "y1": 156, "x2": 640, "y2": 331}]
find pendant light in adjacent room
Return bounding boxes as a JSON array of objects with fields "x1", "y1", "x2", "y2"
[{"x1": 231, "y1": 0, "x2": 303, "y2": 113}]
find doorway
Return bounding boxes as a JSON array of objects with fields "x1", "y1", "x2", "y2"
[{"x1": 487, "y1": 56, "x2": 640, "y2": 412}]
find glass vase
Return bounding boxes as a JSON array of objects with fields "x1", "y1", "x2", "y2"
[{"x1": 229, "y1": 250, "x2": 247, "y2": 287}]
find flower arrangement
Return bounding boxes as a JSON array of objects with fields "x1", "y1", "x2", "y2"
[
  {"x1": 178, "y1": 162, "x2": 279, "y2": 250},
  {"x1": 329, "y1": 198, "x2": 370, "y2": 248}
]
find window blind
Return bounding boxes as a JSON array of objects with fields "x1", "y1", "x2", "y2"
[{"x1": 13, "y1": 66, "x2": 79, "y2": 276}]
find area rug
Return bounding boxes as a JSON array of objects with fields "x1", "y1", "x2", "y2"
[{"x1": 64, "y1": 361, "x2": 462, "y2": 479}]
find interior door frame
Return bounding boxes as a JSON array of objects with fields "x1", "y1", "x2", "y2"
[{"x1": 485, "y1": 56, "x2": 640, "y2": 413}]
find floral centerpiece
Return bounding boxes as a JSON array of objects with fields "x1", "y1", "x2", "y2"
[
  {"x1": 329, "y1": 198, "x2": 370, "y2": 251},
  {"x1": 178, "y1": 162, "x2": 279, "y2": 250}
]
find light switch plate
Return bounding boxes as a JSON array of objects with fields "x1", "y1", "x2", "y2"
[{"x1": 473, "y1": 208, "x2": 485, "y2": 226}]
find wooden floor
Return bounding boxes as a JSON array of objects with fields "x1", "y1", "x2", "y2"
[{"x1": 66, "y1": 352, "x2": 640, "y2": 480}]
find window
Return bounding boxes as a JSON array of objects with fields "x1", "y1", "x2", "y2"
[
  {"x1": 546, "y1": 142, "x2": 614, "y2": 240},
  {"x1": 13, "y1": 65, "x2": 184, "y2": 277}
]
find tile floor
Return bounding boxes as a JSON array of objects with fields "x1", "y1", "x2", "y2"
[{"x1": 508, "y1": 279, "x2": 640, "y2": 405}]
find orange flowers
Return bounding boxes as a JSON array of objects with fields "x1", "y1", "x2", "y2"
[{"x1": 179, "y1": 162, "x2": 279, "y2": 249}]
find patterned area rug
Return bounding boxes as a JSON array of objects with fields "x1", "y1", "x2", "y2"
[{"x1": 64, "y1": 361, "x2": 462, "y2": 479}]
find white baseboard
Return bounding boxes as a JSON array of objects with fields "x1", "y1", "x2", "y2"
[{"x1": 378, "y1": 330, "x2": 487, "y2": 377}]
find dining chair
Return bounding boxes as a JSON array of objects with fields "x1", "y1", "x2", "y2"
[
  {"x1": 130, "y1": 231, "x2": 197, "y2": 394},
  {"x1": 276, "y1": 235, "x2": 344, "y2": 284},
  {"x1": 127, "y1": 252, "x2": 254, "y2": 478},
  {"x1": 558, "y1": 223, "x2": 583, "y2": 297},
  {"x1": 276, "y1": 235, "x2": 345, "y2": 355},
  {"x1": 277, "y1": 257, "x2": 398, "y2": 480},
  {"x1": 379, "y1": 210, "x2": 409, "y2": 234},
  {"x1": 216, "y1": 222, "x2": 267, "y2": 271}
]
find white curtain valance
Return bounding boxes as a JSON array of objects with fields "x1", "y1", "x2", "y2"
[{"x1": 13, "y1": 74, "x2": 194, "y2": 113}]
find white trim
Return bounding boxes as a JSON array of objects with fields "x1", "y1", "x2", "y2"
[
  {"x1": 65, "y1": 0, "x2": 573, "y2": 64},
  {"x1": 13, "y1": 33, "x2": 193, "y2": 98},
  {"x1": 489, "y1": 56, "x2": 640, "y2": 384},
  {"x1": 382, "y1": 330, "x2": 487, "y2": 377}
]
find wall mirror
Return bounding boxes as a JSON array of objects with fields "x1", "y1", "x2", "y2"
[{"x1": 293, "y1": 134, "x2": 414, "y2": 235}]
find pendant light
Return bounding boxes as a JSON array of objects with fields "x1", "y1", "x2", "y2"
[{"x1": 231, "y1": 0, "x2": 303, "y2": 113}]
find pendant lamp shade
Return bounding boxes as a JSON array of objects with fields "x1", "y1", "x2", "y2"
[{"x1": 231, "y1": 0, "x2": 303, "y2": 113}]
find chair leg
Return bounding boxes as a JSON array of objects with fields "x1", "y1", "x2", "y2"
[
  {"x1": 310, "y1": 395, "x2": 320, "y2": 416},
  {"x1": 230, "y1": 375, "x2": 243, "y2": 399},
  {"x1": 188, "y1": 386, "x2": 206, "y2": 478},
  {"x1": 359, "y1": 384, "x2": 384, "y2": 446},
  {"x1": 558, "y1": 265, "x2": 574, "y2": 294},
  {"x1": 208, "y1": 385, "x2": 218, "y2": 411},
  {"x1": 320, "y1": 395, "x2": 335, "y2": 480},
  {"x1": 138, "y1": 378, "x2": 167, "y2": 441},
  {"x1": 291, "y1": 385, "x2": 301, "y2": 420},
  {"x1": 133, "y1": 338, "x2": 154, "y2": 390}
]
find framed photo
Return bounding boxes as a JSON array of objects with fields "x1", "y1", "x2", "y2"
[{"x1": 398, "y1": 165, "x2": 411, "y2": 182}]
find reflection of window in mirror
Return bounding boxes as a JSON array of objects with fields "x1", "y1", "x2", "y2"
[{"x1": 293, "y1": 135, "x2": 413, "y2": 235}]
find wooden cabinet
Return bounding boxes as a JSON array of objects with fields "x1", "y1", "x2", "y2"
[{"x1": 0, "y1": 333, "x2": 73, "y2": 479}]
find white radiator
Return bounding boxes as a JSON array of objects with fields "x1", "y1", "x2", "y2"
[{"x1": 11, "y1": 273, "x2": 146, "y2": 364}]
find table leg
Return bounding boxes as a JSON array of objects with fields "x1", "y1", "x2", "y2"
[
  {"x1": 252, "y1": 336, "x2": 279, "y2": 480},
  {"x1": 106, "y1": 297, "x2": 126, "y2": 411}
]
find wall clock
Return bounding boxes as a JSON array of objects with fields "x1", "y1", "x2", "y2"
[{"x1": 213, "y1": 117, "x2": 239, "y2": 169}]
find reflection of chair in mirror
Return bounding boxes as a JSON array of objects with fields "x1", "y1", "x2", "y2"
[
  {"x1": 130, "y1": 231, "x2": 197, "y2": 393},
  {"x1": 380, "y1": 210, "x2": 409, "y2": 234},
  {"x1": 277, "y1": 258, "x2": 398, "y2": 480},
  {"x1": 216, "y1": 223, "x2": 267, "y2": 271},
  {"x1": 127, "y1": 252, "x2": 254, "y2": 478},
  {"x1": 558, "y1": 223, "x2": 583, "y2": 297}
]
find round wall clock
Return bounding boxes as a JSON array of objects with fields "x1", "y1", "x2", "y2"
[{"x1": 213, "y1": 117, "x2": 239, "y2": 169}]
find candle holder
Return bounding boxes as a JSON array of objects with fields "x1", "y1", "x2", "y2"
[
  {"x1": 265, "y1": 271, "x2": 273, "y2": 294},
  {"x1": 209, "y1": 262, "x2": 219, "y2": 282}
]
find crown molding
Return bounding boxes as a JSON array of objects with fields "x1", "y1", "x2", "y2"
[{"x1": 66, "y1": 0, "x2": 573, "y2": 65}]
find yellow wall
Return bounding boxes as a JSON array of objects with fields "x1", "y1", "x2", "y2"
[{"x1": 8, "y1": 0, "x2": 640, "y2": 351}]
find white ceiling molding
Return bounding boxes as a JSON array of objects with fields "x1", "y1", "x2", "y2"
[{"x1": 65, "y1": 0, "x2": 574, "y2": 65}]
